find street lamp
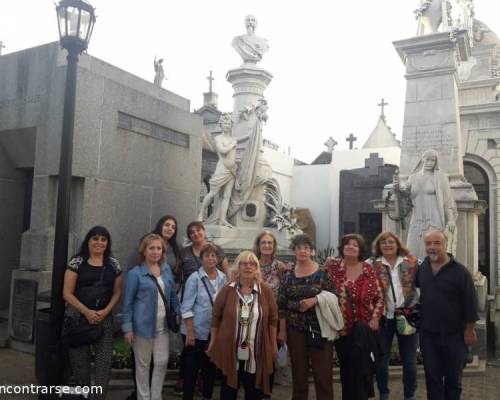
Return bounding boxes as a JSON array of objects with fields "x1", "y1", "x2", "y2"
[{"x1": 46, "y1": 0, "x2": 96, "y2": 387}]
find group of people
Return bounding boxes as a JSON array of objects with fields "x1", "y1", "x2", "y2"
[{"x1": 62, "y1": 214, "x2": 479, "y2": 400}]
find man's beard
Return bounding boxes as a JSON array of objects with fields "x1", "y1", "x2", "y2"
[{"x1": 428, "y1": 253, "x2": 439, "y2": 262}]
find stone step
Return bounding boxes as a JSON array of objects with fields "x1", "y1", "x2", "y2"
[{"x1": 108, "y1": 357, "x2": 485, "y2": 390}]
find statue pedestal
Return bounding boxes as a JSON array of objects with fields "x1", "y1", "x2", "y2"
[
  {"x1": 226, "y1": 66, "x2": 272, "y2": 139},
  {"x1": 393, "y1": 31, "x2": 470, "y2": 177},
  {"x1": 205, "y1": 224, "x2": 292, "y2": 257}
]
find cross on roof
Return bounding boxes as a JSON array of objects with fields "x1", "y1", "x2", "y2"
[
  {"x1": 0, "y1": 41, "x2": 5, "y2": 56},
  {"x1": 207, "y1": 70, "x2": 214, "y2": 93},
  {"x1": 346, "y1": 133, "x2": 357, "y2": 150},
  {"x1": 324, "y1": 136, "x2": 338, "y2": 153},
  {"x1": 365, "y1": 152, "x2": 384, "y2": 176},
  {"x1": 378, "y1": 97, "x2": 388, "y2": 119}
]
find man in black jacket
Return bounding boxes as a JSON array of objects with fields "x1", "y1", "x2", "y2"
[{"x1": 417, "y1": 230, "x2": 479, "y2": 400}]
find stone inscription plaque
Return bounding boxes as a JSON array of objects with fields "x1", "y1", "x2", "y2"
[
  {"x1": 402, "y1": 127, "x2": 455, "y2": 157},
  {"x1": 10, "y1": 279, "x2": 38, "y2": 343}
]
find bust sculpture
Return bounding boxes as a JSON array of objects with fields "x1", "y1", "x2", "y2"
[
  {"x1": 404, "y1": 149, "x2": 457, "y2": 259},
  {"x1": 415, "y1": 0, "x2": 452, "y2": 36},
  {"x1": 232, "y1": 14, "x2": 269, "y2": 65}
]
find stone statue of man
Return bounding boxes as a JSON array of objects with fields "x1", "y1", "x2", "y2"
[
  {"x1": 232, "y1": 14, "x2": 269, "y2": 65},
  {"x1": 153, "y1": 57, "x2": 165, "y2": 87}
]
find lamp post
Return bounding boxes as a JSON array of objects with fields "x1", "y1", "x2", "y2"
[{"x1": 47, "y1": 0, "x2": 96, "y2": 385}]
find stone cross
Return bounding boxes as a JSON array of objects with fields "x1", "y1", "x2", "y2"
[
  {"x1": 207, "y1": 70, "x2": 214, "y2": 93},
  {"x1": 324, "y1": 137, "x2": 338, "y2": 153},
  {"x1": 0, "y1": 41, "x2": 5, "y2": 56},
  {"x1": 378, "y1": 98, "x2": 388, "y2": 119},
  {"x1": 346, "y1": 133, "x2": 357, "y2": 150},
  {"x1": 365, "y1": 153, "x2": 384, "y2": 176}
]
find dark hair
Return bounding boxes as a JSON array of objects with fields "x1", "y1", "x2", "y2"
[
  {"x1": 290, "y1": 234, "x2": 315, "y2": 251},
  {"x1": 200, "y1": 243, "x2": 219, "y2": 260},
  {"x1": 338, "y1": 233, "x2": 365, "y2": 261},
  {"x1": 186, "y1": 221, "x2": 205, "y2": 239},
  {"x1": 253, "y1": 230, "x2": 277, "y2": 260},
  {"x1": 371, "y1": 231, "x2": 409, "y2": 259},
  {"x1": 152, "y1": 215, "x2": 181, "y2": 267},
  {"x1": 76, "y1": 225, "x2": 113, "y2": 264}
]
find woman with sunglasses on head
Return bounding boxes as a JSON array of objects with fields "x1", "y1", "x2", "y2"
[
  {"x1": 63, "y1": 225, "x2": 122, "y2": 400},
  {"x1": 369, "y1": 232, "x2": 419, "y2": 400},
  {"x1": 208, "y1": 251, "x2": 278, "y2": 400}
]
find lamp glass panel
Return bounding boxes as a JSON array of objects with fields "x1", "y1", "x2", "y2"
[
  {"x1": 67, "y1": 6, "x2": 79, "y2": 37},
  {"x1": 57, "y1": 7, "x2": 67, "y2": 37},
  {"x1": 79, "y1": 10, "x2": 91, "y2": 40}
]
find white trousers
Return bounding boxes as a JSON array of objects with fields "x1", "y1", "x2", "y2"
[{"x1": 133, "y1": 330, "x2": 169, "y2": 400}]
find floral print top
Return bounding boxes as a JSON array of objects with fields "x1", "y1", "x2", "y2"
[{"x1": 325, "y1": 258, "x2": 384, "y2": 334}]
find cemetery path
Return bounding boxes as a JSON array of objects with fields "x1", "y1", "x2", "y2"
[{"x1": 0, "y1": 348, "x2": 499, "y2": 399}]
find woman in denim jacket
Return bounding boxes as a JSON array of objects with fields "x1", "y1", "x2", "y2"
[
  {"x1": 122, "y1": 233, "x2": 181, "y2": 400},
  {"x1": 180, "y1": 243, "x2": 227, "y2": 400}
]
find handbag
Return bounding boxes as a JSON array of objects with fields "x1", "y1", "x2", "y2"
[
  {"x1": 148, "y1": 274, "x2": 179, "y2": 333},
  {"x1": 305, "y1": 325, "x2": 326, "y2": 349},
  {"x1": 61, "y1": 315, "x2": 104, "y2": 348},
  {"x1": 385, "y1": 265, "x2": 417, "y2": 336},
  {"x1": 61, "y1": 265, "x2": 106, "y2": 347}
]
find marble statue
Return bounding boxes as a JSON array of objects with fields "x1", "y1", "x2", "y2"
[
  {"x1": 456, "y1": 0, "x2": 475, "y2": 46},
  {"x1": 404, "y1": 149, "x2": 457, "y2": 259},
  {"x1": 153, "y1": 57, "x2": 165, "y2": 87},
  {"x1": 415, "y1": 0, "x2": 452, "y2": 36},
  {"x1": 198, "y1": 113, "x2": 249, "y2": 227},
  {"x1": 232, "y1": 14, "x2": 269, "y2": 65}
]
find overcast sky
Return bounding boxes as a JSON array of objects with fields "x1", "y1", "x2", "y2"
[{"x1": 1, "y1": 0, "x2": 499, "y2": 163}]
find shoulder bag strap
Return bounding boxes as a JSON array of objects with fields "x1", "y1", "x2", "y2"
[
  {"x1": 94, "y1": 264, "x2": 107, "y2": 309},
  {"x1": 148, "y1": 274, "x2": 171, "y2": 313},
  {"x1": 384, "y1": 264, "x2": 397, "y2": 304},
  {"x1": 198, "y1": 271, "x2": 214, "y2": 306}
]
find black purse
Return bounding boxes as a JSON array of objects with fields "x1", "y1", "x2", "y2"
[
  {"x1": 305, "y1": 325, "x2": 326, "y2": 349},
  {"x1": 61, "y1": 265, "x2": 106, "y2": 348},
  {"x1": 148, "y1": 275, "x2": 179, "y2": 333},
  {"x1": 61, "y1": 315, "x2": 104, "y2": 348}
]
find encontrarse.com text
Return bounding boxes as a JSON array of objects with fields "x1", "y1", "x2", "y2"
[{"x1": 0, "y1": 385, "x2": 102, "y2": 397}]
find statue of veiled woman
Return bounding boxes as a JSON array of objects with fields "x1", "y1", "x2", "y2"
[{"x1": 405, "y1": 149, "x2": 457, "y2": 259}]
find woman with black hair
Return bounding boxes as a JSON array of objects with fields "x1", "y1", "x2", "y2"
[
  {"x1": 63, "y1": 225, "x2": 122, "y2": 399},
  {"x1": 152, "y1": 215, "x2": 181, "y2": 280}
]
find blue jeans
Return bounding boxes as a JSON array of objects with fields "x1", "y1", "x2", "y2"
[{"x1": 376, "y1": 318, "x2": 417, "y2": 400}]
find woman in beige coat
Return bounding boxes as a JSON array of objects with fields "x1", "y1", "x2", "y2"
[{"x1": 208, "y1": 250, "x2": 278, "y2": 400}]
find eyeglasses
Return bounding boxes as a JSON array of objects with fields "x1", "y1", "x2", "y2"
[{"x1": 240, "y1": 261, "x2": 257, "y2": 268}]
